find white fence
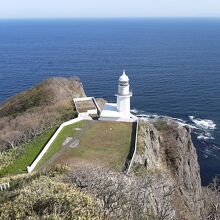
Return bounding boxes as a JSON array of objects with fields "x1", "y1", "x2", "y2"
[
  {"x1": 73, "y1": 97, "x2": 94, "y2": 102},
  {"x1": 0, "y1": 182, "x2": 10, "y2": 191},
  {"x1": 27, "y1": 117, "x2": 88, "y2": 173},
  {"x1": 26, "y1": 103, "x2": 138, "y2": 174}
]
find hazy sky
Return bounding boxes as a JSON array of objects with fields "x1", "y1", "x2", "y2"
[{"x1": 0, "y1": 0, "x2": 220, "y2": 19}]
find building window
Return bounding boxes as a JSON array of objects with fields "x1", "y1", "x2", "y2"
[{"x1": 120, "y1": 81, "x2": 128, "y2": 86}]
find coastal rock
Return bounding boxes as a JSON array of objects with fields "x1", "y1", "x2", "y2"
[{"x1": 134, "y1": 118, "x2": 204, "y2": 219}]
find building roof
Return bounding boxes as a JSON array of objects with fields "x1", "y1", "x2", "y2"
[
  {"x1": 119, "y1": 70, "x2": 129, "y2": 82},
  {"x1": 100, "y1": 103, "x2": 122, "y2": 118},
  {"x1": 99, "y1": 103, "x2": 137, "y2": 122}
]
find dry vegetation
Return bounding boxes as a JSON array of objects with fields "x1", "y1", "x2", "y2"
[
  {"x1": 69, "y1": 166, "x2": 179, "y2": 220},
  {"x1": 0, "y1": 77, "x2": 85, "y2": 151},
  {"x1": 1, "y1": 77, "x2": 220, "y2": 219},
  {"x1": 0, "y1": 165, "x2": 101, "y2": 219},
  {"x1": 74, "y1": 99, "x2": 97, "y2": 113},
  {"x1": 95, "y1": 98, "x2": 106, "y2": 111},
  {"x1": 0, "y1": 164, "x2": 179, "y2": 220},
  {"x1": 203, "y1": 177, "x2": 220, "y2": 219},
  {"x1": 0, "y1": 163, "x2": 220, "y2": 220},
  {"x1": 70, "y1": 166, "x2": 220, "y2": 220}
]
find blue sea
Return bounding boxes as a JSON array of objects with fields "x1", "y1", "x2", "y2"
[{"x1": 0, "y1": 19, "x2": 220, "y2": 185}]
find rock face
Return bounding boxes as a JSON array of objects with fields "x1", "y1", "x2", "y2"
[{"x1": 134, "y1": 118, "x2": 204, "y2": 219}]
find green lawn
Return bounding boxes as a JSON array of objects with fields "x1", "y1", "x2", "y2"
[
  {"x1": 35, "y1": 120, "x2": 90, "y2": 170},
  {"x1": 0, "y1": 120, "x2": 133, "y2": 176},
  {"x1": 0, "y1": 128, "x2": 56, "y2": 177},
  {"x1": 39, "y1": 120, "x2": 133, "y2": 171}
]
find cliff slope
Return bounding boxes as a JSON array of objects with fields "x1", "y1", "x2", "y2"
[
  {"x1": 134, "y1": 118, "x2": 204, "y2": 219},
  {"x1": 0, "y1": 77, "x2": 85, "y2": 151},
  {"x1": 0, "y1": 78, "x2": 218, "y2": 219}
]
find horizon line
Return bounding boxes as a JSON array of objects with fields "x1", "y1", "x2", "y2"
[{"x1": 1, "y1": 16, "x2": 220, "y2": 20}]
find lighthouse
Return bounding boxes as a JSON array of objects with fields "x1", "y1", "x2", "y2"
[
  {"x1": 116, "y1": 70, "x2": 132, "y2": 118},
  {"x1": 99, "y1": 70, "x2": 136, "y2": 122}
]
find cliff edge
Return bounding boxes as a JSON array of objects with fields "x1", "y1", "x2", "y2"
[
  {"x1": 1, "y1": 78, "x2": 218, "y2": 219},
  {"x1": 134, "y1": 118, "x2": 204, "y2": 219},
  {"x1": 0, "y1": 77, "x2": 86, "y2": 151}
]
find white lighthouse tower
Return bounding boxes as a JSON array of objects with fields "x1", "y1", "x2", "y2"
[
  {"x1": 116, "y1": 70, "x2": 132, "y2": 118},
  {"x1": 99, "y1": 70, "x2": 136, "y2": 122}
]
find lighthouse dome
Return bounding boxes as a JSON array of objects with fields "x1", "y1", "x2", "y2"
[{"x1": 119, "y1": 70, "x2": 129, "y2": 82}]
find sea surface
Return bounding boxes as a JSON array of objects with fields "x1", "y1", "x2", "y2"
[{"x1": 0, "y1": 18, "x2": 220, "y2": 185}]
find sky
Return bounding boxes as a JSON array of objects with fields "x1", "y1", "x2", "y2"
[{"x1": 0, "y1": 0, "x2": 220, "y2": 19}]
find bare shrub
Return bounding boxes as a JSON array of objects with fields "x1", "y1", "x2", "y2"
[
  {"x1": 69, "y1": 166, "x2": 177, "y2": 220},
  {"x1": 0, "y1": 77, "x2": 83, "y2": 151},
  {"x1": 0, "y1": 172, "x2": 100, "y2": 219},
  {"x1": 203, "y1": 177, "x2": 220, "y2": 220}
]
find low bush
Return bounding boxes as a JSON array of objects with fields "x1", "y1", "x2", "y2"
[
  {"x1": 153, "y1": 120, "x2": 170, "y2": 131},
  {"x1": 0, "y1": 168, "x2": 101, "y2": 219}
]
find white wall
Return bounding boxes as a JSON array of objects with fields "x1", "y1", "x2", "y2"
[
  {"x1": 117, "y1": 96, "x2": 131, "y2": 118},
  {"x1": 27, "y1": 117, "x2": 87, "y2": 173}
]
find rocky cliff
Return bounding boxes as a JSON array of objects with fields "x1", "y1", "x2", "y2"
[
  {"x1": 1, "y1": 78, "x2": 217, "y2": 219},
  {"x1": 134, "y1": 118, "x2": 204, "y2": 219}
]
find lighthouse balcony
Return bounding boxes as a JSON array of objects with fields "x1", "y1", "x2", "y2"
[
  {"x1": 119, "y1": 82, "x2": 129, "y2": 86},
  {"x1": 115, "y1": 91, "x2": 132, "y2": 97}
]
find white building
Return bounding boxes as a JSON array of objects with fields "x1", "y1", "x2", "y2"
[{"x1": 99, "y1": 70, "x2": 137, "y2": 122}]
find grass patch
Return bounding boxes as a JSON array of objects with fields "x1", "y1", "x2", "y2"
[
  {"x1": 136, "y1": 121, "x2": 147, "y2": 156},
  {"x1": 44, "y1": 121, "x2": 133, "y2": 171},
  {"x1": 132, "y1": 163, "x2": 149, "y2": 177},
  {"x1": 0, "y1": 128, "x2": 56, "y2": 177},
  {"x1": 132, "y1": 163, "x2": 164, "y2": 178},
  {"x1": 0, "y1": 83, "x2": 51, "y2": 117},
  {"x1": 153, "y1": 119, "x2": 170, "y2": 131},
  {"x1": 2, "y1": 120, "x2": 133, "y2": 175},
  {"x1": 35, "y1": 120, "x2": 90, "y2": 170}
]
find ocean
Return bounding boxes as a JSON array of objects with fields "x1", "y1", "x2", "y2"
[{"x1": 0, "y1": 18, "x2": 219, "y2": 185}]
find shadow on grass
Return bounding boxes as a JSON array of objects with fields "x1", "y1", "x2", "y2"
[
  {"x1": 0, "y1": 128, "x2": 57, "y2": 177},
  {"x1": 30, "y1": 127, "x2": 58, "y2": 165},
  {"x1": 124, "y1": 122, "x2": 137, "y2": 172}
]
